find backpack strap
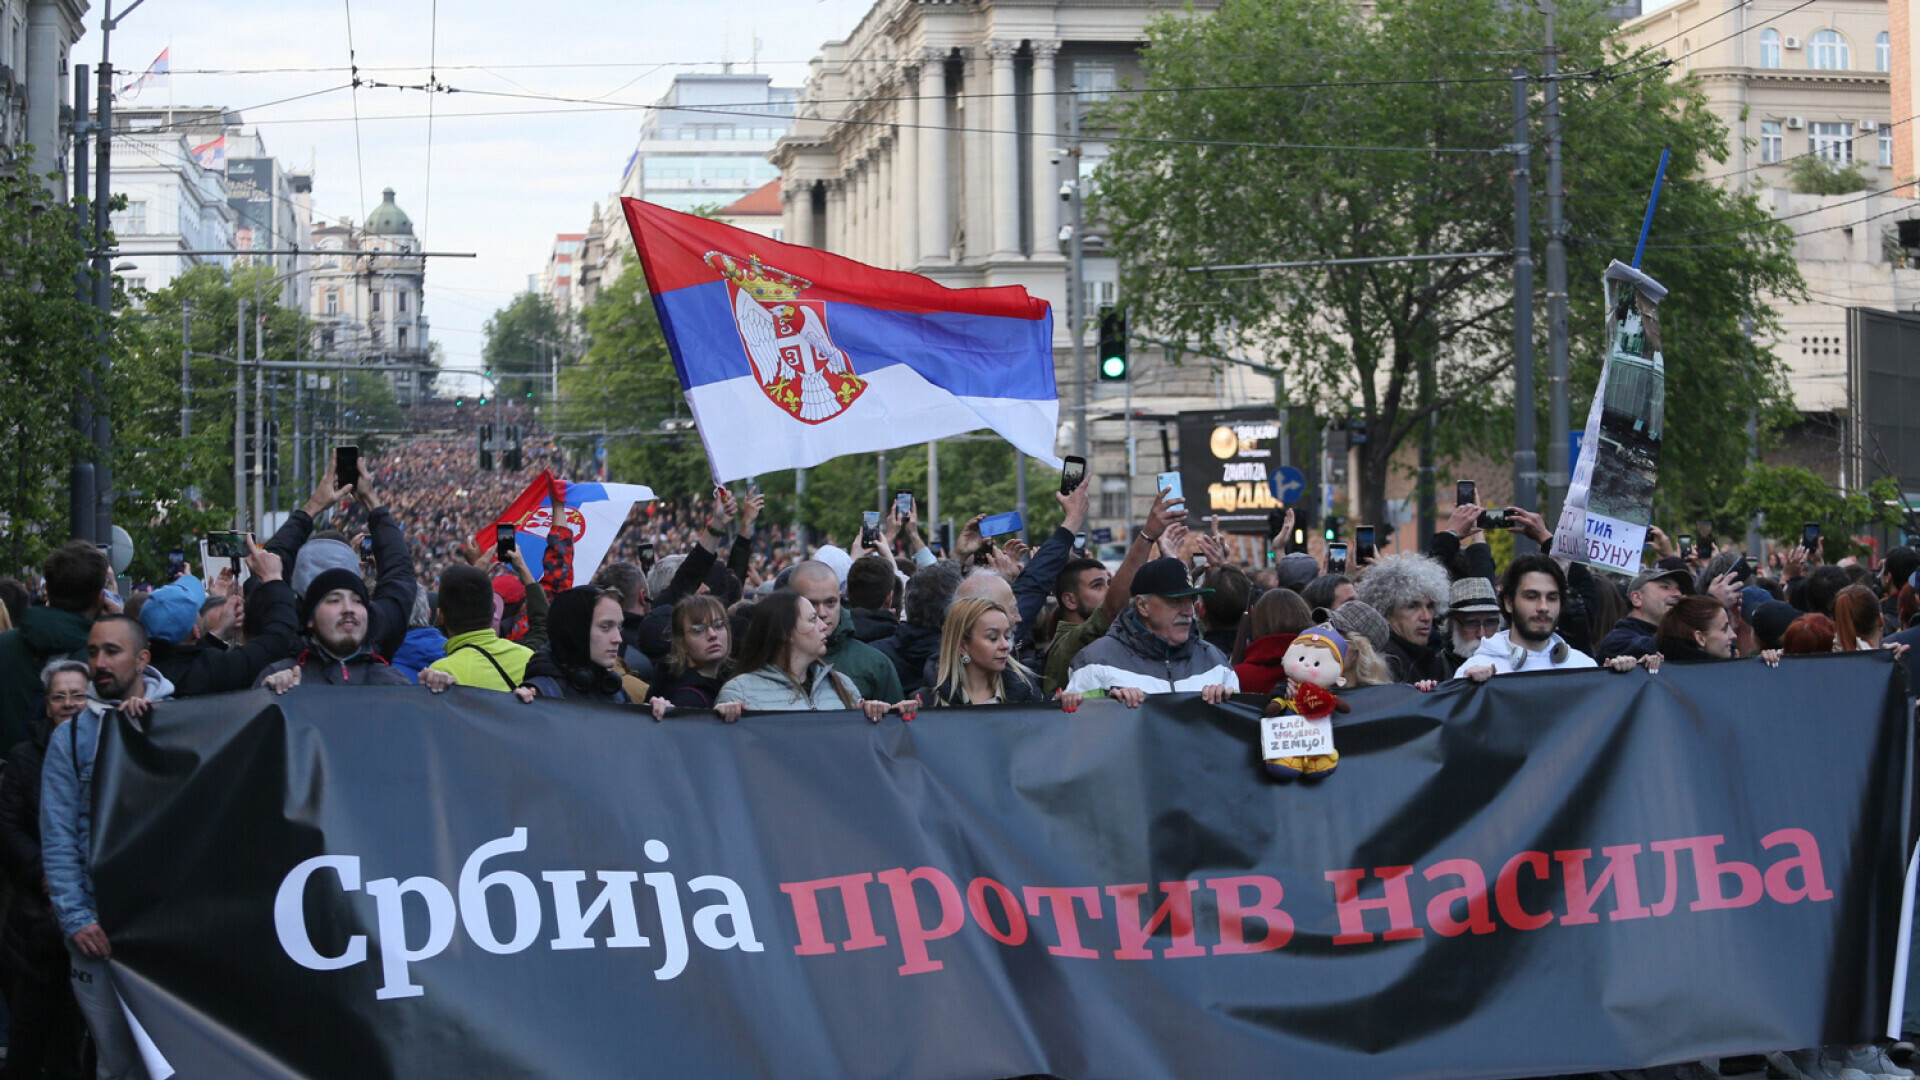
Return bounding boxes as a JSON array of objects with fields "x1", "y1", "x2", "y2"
[{"x1": 452, "y1": 642, "x2": 516, "y2": 688}]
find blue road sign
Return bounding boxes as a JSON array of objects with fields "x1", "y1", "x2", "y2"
[{"x1": 1269, "y1": 465, "x2": 1307, "y2": 503}]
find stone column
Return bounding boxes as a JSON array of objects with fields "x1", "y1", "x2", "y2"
[
  {"x1": 897, "y1": 70, "x2": 921, "y2": 268},
  {"x1": 988, "y1": 39, "x2": 1021, "y2": 259},
  {"x1": 917, "y1": 49, "x2": 949, "y2": 262},
  {"x1": 1029, "y1": 41, "x2": 1062, "y2": 256},
  {"x1": 827, "y1": 179, "x2": 846, "y2": 254}
]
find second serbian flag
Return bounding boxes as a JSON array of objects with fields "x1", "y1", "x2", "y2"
[{"x1": 620, "y1": 198, "x2": 1060, "y2": 482}]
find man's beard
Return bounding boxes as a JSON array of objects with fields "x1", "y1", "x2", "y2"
[
  {"x1": 316, "y1": 624, "x2": 366, "y2": 658},
  {"x1": 1511, "y1": 611, "x2": 1556, "y2": 644},
  {"x1": 1450, "y1": 626, "x2": 1480, "y2": 659}
]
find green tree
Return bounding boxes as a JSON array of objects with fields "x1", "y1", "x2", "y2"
[
  {"x1": 0, "y1": 158, "x2": 103, "y2": 571},
  {"x1": 1097, "y1": 0, "x2": 1803, "y2": 528},
  {"x1": 1719, "y1": 464, "x2": 1907, "y2": 560},
  {"x1": 1785, "y1": 155, "x2": 1874, "y2": 196},
  {"x1": 482, "y1": 292, "x2": 567, "y2": 404}
]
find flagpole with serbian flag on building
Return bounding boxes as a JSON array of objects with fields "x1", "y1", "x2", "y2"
[{"x1": 620, "y1": 198, "x2": 1062, "y2": 483}]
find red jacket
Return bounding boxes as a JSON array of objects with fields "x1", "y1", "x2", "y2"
[{"x1": 1234, "y1": 633, "x2": 1298, "y2": 697}]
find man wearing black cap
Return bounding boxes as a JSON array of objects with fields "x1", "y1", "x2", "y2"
[
  {"x1": 1064, "y1": 557, "x2": 1239, "y2": 707},
  {"x1": 1598, "y1": 566, "x2": 1691, "y2": 662},
  {"x1": 254, "y1": 567, "x2": 418, "y2": 689}
]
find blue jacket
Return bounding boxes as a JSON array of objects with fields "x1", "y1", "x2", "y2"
[
  {"x1": 42, "y1": 667, "x2": 176, "y2": 938},
  {"x1": 391, "y1": 627, "x2": 448, "y2": 682}
]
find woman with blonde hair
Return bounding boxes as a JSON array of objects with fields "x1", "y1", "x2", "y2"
[{"x1": 930, "y1": 597, "x2": 1078, "y2": 708}]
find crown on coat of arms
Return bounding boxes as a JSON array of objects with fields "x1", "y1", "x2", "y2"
[{"x1": 703, "y1": 251, "x2": 812, "y2": 303}]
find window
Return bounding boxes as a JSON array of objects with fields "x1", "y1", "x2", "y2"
[
  {"x1": 1882, "y1": 127, "x2": 1895, "y2": 168},
  {"x1": 1876, "y1": 32, "x2": 1891, "y2": 72},
  {"x1": 1759, "y1": 28, "x2": 1781, "y2": 68},
  {"x1": 1808, "y1": 29, "x2": 1849, "y2": 70},
  {"x1": 370, "y1": 291, "x2": 381, "y2": 313},
  {"x1": 112, "y1": 199, "x2": 148, "y2": 235},
  {"x1": 324, "y1": 290, "x2": 339, "y2": 316},
  {"x1": 1811, "y1": 121, "x2": 1854, "y2": 162},
  {"x1": 1099, "y1": 477, "x2": 1129, "y2": 520},
  {"x1": 1761, "y1": 120, "x2": 1783, "y2": 163},
  {"x1": 1073, "y1": 61, "x2": 1116, "y2": 102},
  {"x1": 398, "y1": 291, "x2": 408, "y2": 313},
  {"x1": 397, "y1": 327, "x2": 408, "y2": 350},
  {"x1": 1084, "y1": 278, "x2": 1116, "y2": 314},
  {"x1": 320, "y1": 329, "x2": 335, "y2": 350}
]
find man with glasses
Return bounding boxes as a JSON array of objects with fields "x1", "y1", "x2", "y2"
[{"x1": 1447, "y1": 578, "x2": 1505, "y2": 665}]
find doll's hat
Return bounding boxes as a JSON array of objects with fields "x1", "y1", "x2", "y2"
[{"x1": 1293, "y1": 625, "x2": 1349, "y2": 667}]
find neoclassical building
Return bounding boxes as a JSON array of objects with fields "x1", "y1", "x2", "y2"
[
  {"x1": 769, "y1": 0, "x2": 1282, "y2": 536},
  {"x1": 308, "y1": 188, "x2": 433, "y2": 406}
]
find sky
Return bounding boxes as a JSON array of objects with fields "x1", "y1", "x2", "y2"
[{"x1": 81, "y1": 0, "x2": 867, "y2": 388}]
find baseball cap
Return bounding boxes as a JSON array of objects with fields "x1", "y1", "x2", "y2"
[
  {"x1": 1132, "y1": 557, "x2": 1213, "y2": 599},
  {"x1": 1628, "y1": 566, "x2": 1692, "y2": 596},
  {"x1": 138, "y1": 574, "x2": 206, "y2": 644}
]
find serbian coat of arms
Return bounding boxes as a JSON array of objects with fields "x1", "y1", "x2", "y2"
[{"x1": 706, "y1": 250, "x2": 866, "y2": 424}]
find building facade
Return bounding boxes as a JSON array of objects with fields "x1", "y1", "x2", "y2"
[
  {"x1": 0, "y1": 0, "x2": 87, "y2": 197},
  {"x1": 539, "y1": 232, "x2": 585, "y2": 315},
  {"x1": 104, "y1": 131, "x2": 236, "y2": 294},
  {"x1": 618, "y1": 72, "x2": 798, "y2": 213},
  {"x1": 1621, "y1": 0, "x2": 1920, "y2": 487},
  {"x1": 1894, "y1": 0, "x2": 1917, "y2": 190},
  {"x1": 768, "y1": 0, "x2": 1290, "y2": 535},
  {"x1": 307, "y1": 188, "x2": 433, "y2": 406}
]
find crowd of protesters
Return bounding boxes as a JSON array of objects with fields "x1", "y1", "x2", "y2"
[{"x1": 0, "y1": 429, "x2": 1916, "y2": 1079}]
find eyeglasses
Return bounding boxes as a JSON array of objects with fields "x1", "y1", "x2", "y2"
[
  {"x1": 1453, "y1": 616, "x2": 1503, "y2": 632},
  {"x1": 46, "y1": 692, "x2": 87, "y2": 704},
  {"x1": 686, "y1": 623, "x2": 723, "y2": 636}
]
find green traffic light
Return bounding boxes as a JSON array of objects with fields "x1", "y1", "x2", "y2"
[{"x1": 1101, "y1": 355, "x2": 1127, "y2": 378}]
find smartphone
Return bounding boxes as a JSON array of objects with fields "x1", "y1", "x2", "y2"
[
  {"x1": 1192, "y1": 554, "x2": 1209, "y2": 571},
  {"x1": 205, "y1": 531, "x2": 249, "y2": 559},
  {"x1": 1678, "y1": 534, "x2": 1693, "y2": 560},
  {"x1": 1267, "y1": 509, "x2": 1287, "y2": 542},
  {"x1": 1155, "y1": 472, "x2": 1183, "y2": 501},
  {"x1": 1059, "y1": 455, "x2": 1087, "y2": 498},
  {"x1": 637, "y1": 541, "x2": 656, "y2": 573},
  {"x1": 1802, "y1": 522, "x2": 1820, "y2": 550},
  {"x1": 495, "y1": 522, "x2": 516, "y2": 562},
  {"x1": 166, "y1": 549, "x2": 186, "y2": 580},
  {"x1": 1476, "y1": 508, "x2": 1512, "y2": 531},
  {"x1": 334, "y1": 445, "x2": 359, "y2": 491},
  {"x1": 1356, "y1": 525, "x2": 1375, "y2": 554},
  {"x1": 862, "y1": 510, "x2": 881, "y2": 545},
  {"x1": 747, "y1": 479, "x2": 761, "y2": 498},
  {"x1": 1074, "y1": 532, "x2": 1088, "y2": 552},
  {"x1": 894, "y1": 490, "x2": 913, "y2": 519},
  {"x1": 1328, "y1": 542, "x2": 1349, "y2": 575},
  {"x1": 1456, "y1": 480, "x2": 1476, "y2": 507},
  {"x1": 979, "y1": 511, "x2": 1024, "y2": 538},
  {"x1": 1729, "y1": 556, "x2": 1756, "y2": 585}
]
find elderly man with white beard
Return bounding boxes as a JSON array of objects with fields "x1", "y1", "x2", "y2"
[
  {"x1": 1065, "y1": 558, "x2": 1238, "y2": 707},
  {"x1": 1447, "y1": 578, "x2": 1505, "y2": 664}
]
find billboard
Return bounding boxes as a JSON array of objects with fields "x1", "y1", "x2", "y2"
[
  {"x1": 1849, "y1": 308, "x2": 1920, "y2": 499},
  {"x1": 1175, "y1": 407, "x2": 1316, "y2": 532},
  {"x1": 226, "y1": 157, "x2": 276, "y2": 259}
]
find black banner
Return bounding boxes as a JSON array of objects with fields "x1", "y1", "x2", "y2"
[{"x1": 94, "y1": 654, "x2": 1912, "y2": 1079}]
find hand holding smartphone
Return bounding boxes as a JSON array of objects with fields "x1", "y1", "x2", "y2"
[
  {"x1": 1059, "y1": 456, "x2": 1087, "y2": 498},
  {"x1": 1155, "y1": 472, "x2": 1183, "y2": 502},
  {"x1": 1327, "y1": 542, "x2": 1349, "y2": 574},
  {"x1": 495, "y1": 522, "x2": 516, "y2": 562},
  {"x1": 334, "y1": 446, "x2": 359, "y2": 492}
]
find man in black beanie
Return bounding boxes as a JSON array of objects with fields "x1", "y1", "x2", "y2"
[{"x1": 254, "y1": 568, "x2": 420, "y2": 690}]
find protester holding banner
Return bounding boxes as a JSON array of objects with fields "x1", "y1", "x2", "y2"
[
  {"x1": 516, "y1": 586, "x2": 642, "y2": 704},
  {"x1": 715, "y1": 591, "x2": 918, "y2": 721},
  {"x1": 255, "y1": 566, "x2": 421, "y2": 692},
  {"x1": 1043, "y1": 488, "x2": 1187, "y2": 694},
  {"x1": 1835, "y1": 585, "x2": 1891, "y2": 652},
  {"x1": 1654, "y1": 594, "x2": 1783, "y2": 667},
  {"x1": 0, "y1": 661, "x2": 86, "y2": 1077},
  {"x1": 425, "y1": 565, "x2": 535, "y2": 693},
  {"x1": 267, "y1": 450, "x2": 417, "y2": 660},
  {"x1": 646, "y1": 595, "x2": 735, "y2": 715},
  {"x1": 1064, "y1": 557, "x2": 1238, "y2": 706},
  {"x1": 1456, "y1": 554, "x2": 1600, "y2": 680},
  {"x1": 928, "y1": 598, "x2": 1065, "y2": 708},
  {"x1": 1598, "y1": 566, "x2": 1692, "y2": 662},
  {"x1": 786, "y1": 560, "x2": 903, "y2": 704},
  {"x1": 42, "y1": 616, "x2": 173, "y2": 1080},
  {"x1": 1233, "y1": 587, "x2": 1314, "y2": 695},
  {"x1": 1355, "y1": 553, "x2": 1454, "y2": 683}
]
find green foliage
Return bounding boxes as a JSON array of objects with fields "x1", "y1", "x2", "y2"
[
  {"x1": 482, "y1": 292, "x2": 567, "y2": 404},
  {"x1": 0, "y1": 159, "x2": 103, "y2": 571},
  {"x1": 1097, "y1": 0, "x2": 1803, "y2": 529},
  {"x1": 561, "y1": 265, "x2": 1067, "y2": 542},
  {"x1": 113, "y1": 265, "x2": 399, "y2": 581},
  {"x1": 1719, "y1": 465, "x2": 1907, "y2": 560},
  {"x1": 1785, "y1": 155, "x2": 1874, "y2": 196}
]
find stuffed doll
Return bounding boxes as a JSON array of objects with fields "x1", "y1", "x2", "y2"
[{"x1": 1260, "y1": 627, "x2": 1352, "y2": 780}]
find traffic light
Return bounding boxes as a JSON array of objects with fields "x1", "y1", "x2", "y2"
[
  {"x1": 478, "y1": 423, "x2": 495, "y2": 472},
  {"x1": 503, "y1": 424, "x2": 523, "y2": 471},
  {"x1": 1323, "y1": 515, "x2": 1344, "y2": 544},
  {"x1": 1097, "y1": 306, "x2": 1128, "y2": 381}
]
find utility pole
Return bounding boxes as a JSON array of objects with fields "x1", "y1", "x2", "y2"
[
  {"x1": 254, "y1": 307, "x2": 266, "y2": 531},
  {"x1": 928, "y1": 440, "x2": 941, "y2": 533},
  {"x1": 181, "y1": 303, "x2": 193, "y2": 437},
  {"x1": 91, "y1": 49, "x2": 114, "y2": 547},
  {"x1": 1066, "y1": 97, "x2": 1088, "y2": 460},
  {"x1": 1543, "y1": 0, "x2": 1572, "y2": 523},
  {"x1": 68, "y1": 63, "x2": 95, "y2": 544},
  {"x1": 235, "y1": 298, "x2": 247, "y2": 530},
  {"x1": 1744, "y1": 314, "x2": 1764, "y2": 556},
  {"x1": 1511, "y1": 68, "x2": 1541, "y2": 551}
]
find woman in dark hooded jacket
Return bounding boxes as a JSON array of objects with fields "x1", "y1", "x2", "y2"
[
  {"x1": 1654, "y1": 595, "x2": 1781, "y2": 667},
  {"x1": 515, "y1": 586, "x2": 640, "y2": 704},
  {"x1": 646, "y1": 595, "x2": 733, "y2": 715}
]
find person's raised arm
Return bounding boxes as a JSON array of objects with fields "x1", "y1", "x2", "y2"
[
  {"x1": 1102, "y1": 487, "x2": 1186, "y2": 623},
  {"x1": 212, "y1": 542, "x2": 300, "y2": 685},
  {"x1": 728, "y1": 491, "x2": 763, "y2": 582},
  {"x1": 1012, "y1": 474, "x2": 1091, "y2": 634},
  {"x1": 354, "y1": 455, "x2": 417, "y2": 658}
]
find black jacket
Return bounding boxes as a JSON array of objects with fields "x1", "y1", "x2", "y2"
[
  {"x1": 1598, "y1": 616, "x2": 1660, "y2": 662},
  {"x1": 634, "y1": 538, "x2": 749, "y2": 661},
  {"x1": 849, "y1": 607, "x2": 899, "y2": 644},
  {"x1": 875, "y1": 622, "x2": 943, "y2": 697},
  {"x1": 651, "y1": 667, "x2": 728, "y2": 710},
  {"x1": 1383, "y1": 632, "x2": 1454, "y2": 683},
  {"x1": 266, "y1": 505, "x2": 418, "y2": 659},
  {"x1": 928, "y1": 664, "x2": 1047, "y2": 707},
  {"x1": 0, "y1": 714, "x2": 65, "y2": 981},
  {"x1": 151, "y1": 578, "x2": 302, "y2": 696}
]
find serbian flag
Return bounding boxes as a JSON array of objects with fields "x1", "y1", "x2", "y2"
[
  {"x1": 476, "y1": 471, "x2": 654, "y2": 588},
  {"x1": 119, "y1": 48, "x2": 169, "y2": 99},
  {"x1": 190, "y1": 135, "x2": 226, "y2": 171},
  {"x1": 621, "y1": 198, "x2": 1060, "y2": 482}
]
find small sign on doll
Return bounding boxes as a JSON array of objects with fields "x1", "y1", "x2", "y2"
[
  {"x1": 1260, "y1": 626, "x2": 1353, "y2": 782},
  {"x1": 1262, "y1": 715, "x2": 1333, "y2": 758}
]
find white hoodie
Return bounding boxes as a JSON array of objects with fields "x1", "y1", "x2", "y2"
[{"x1": 1453, "y1": 631, "x2": 1597, "y2": 678}]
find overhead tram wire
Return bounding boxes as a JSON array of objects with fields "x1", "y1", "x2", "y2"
[
  {"x1": 343, "y1": 0, "x2": 369, "y2": 221},
  {"x1": 1575, "y1": 0, "x2": 1820, "y2": 118},
  {"x1": 423, "y1": 0, "x2": 439, "y2": 241},
  {"x1": 1571, "y1": 111, "x2": 1920, "y2": 201},
  {"x1": 1578, "y1": 199, "x2": 1920, "y2": 254}
]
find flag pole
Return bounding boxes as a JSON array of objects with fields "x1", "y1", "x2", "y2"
[{"x1": 1630, "y1": 148, "x2": 1670, "y2": 270}]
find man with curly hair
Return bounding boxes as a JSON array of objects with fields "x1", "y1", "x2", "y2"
[{"x1": 1355, "y1": 552, "x2": 1455, "y2": 683}]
